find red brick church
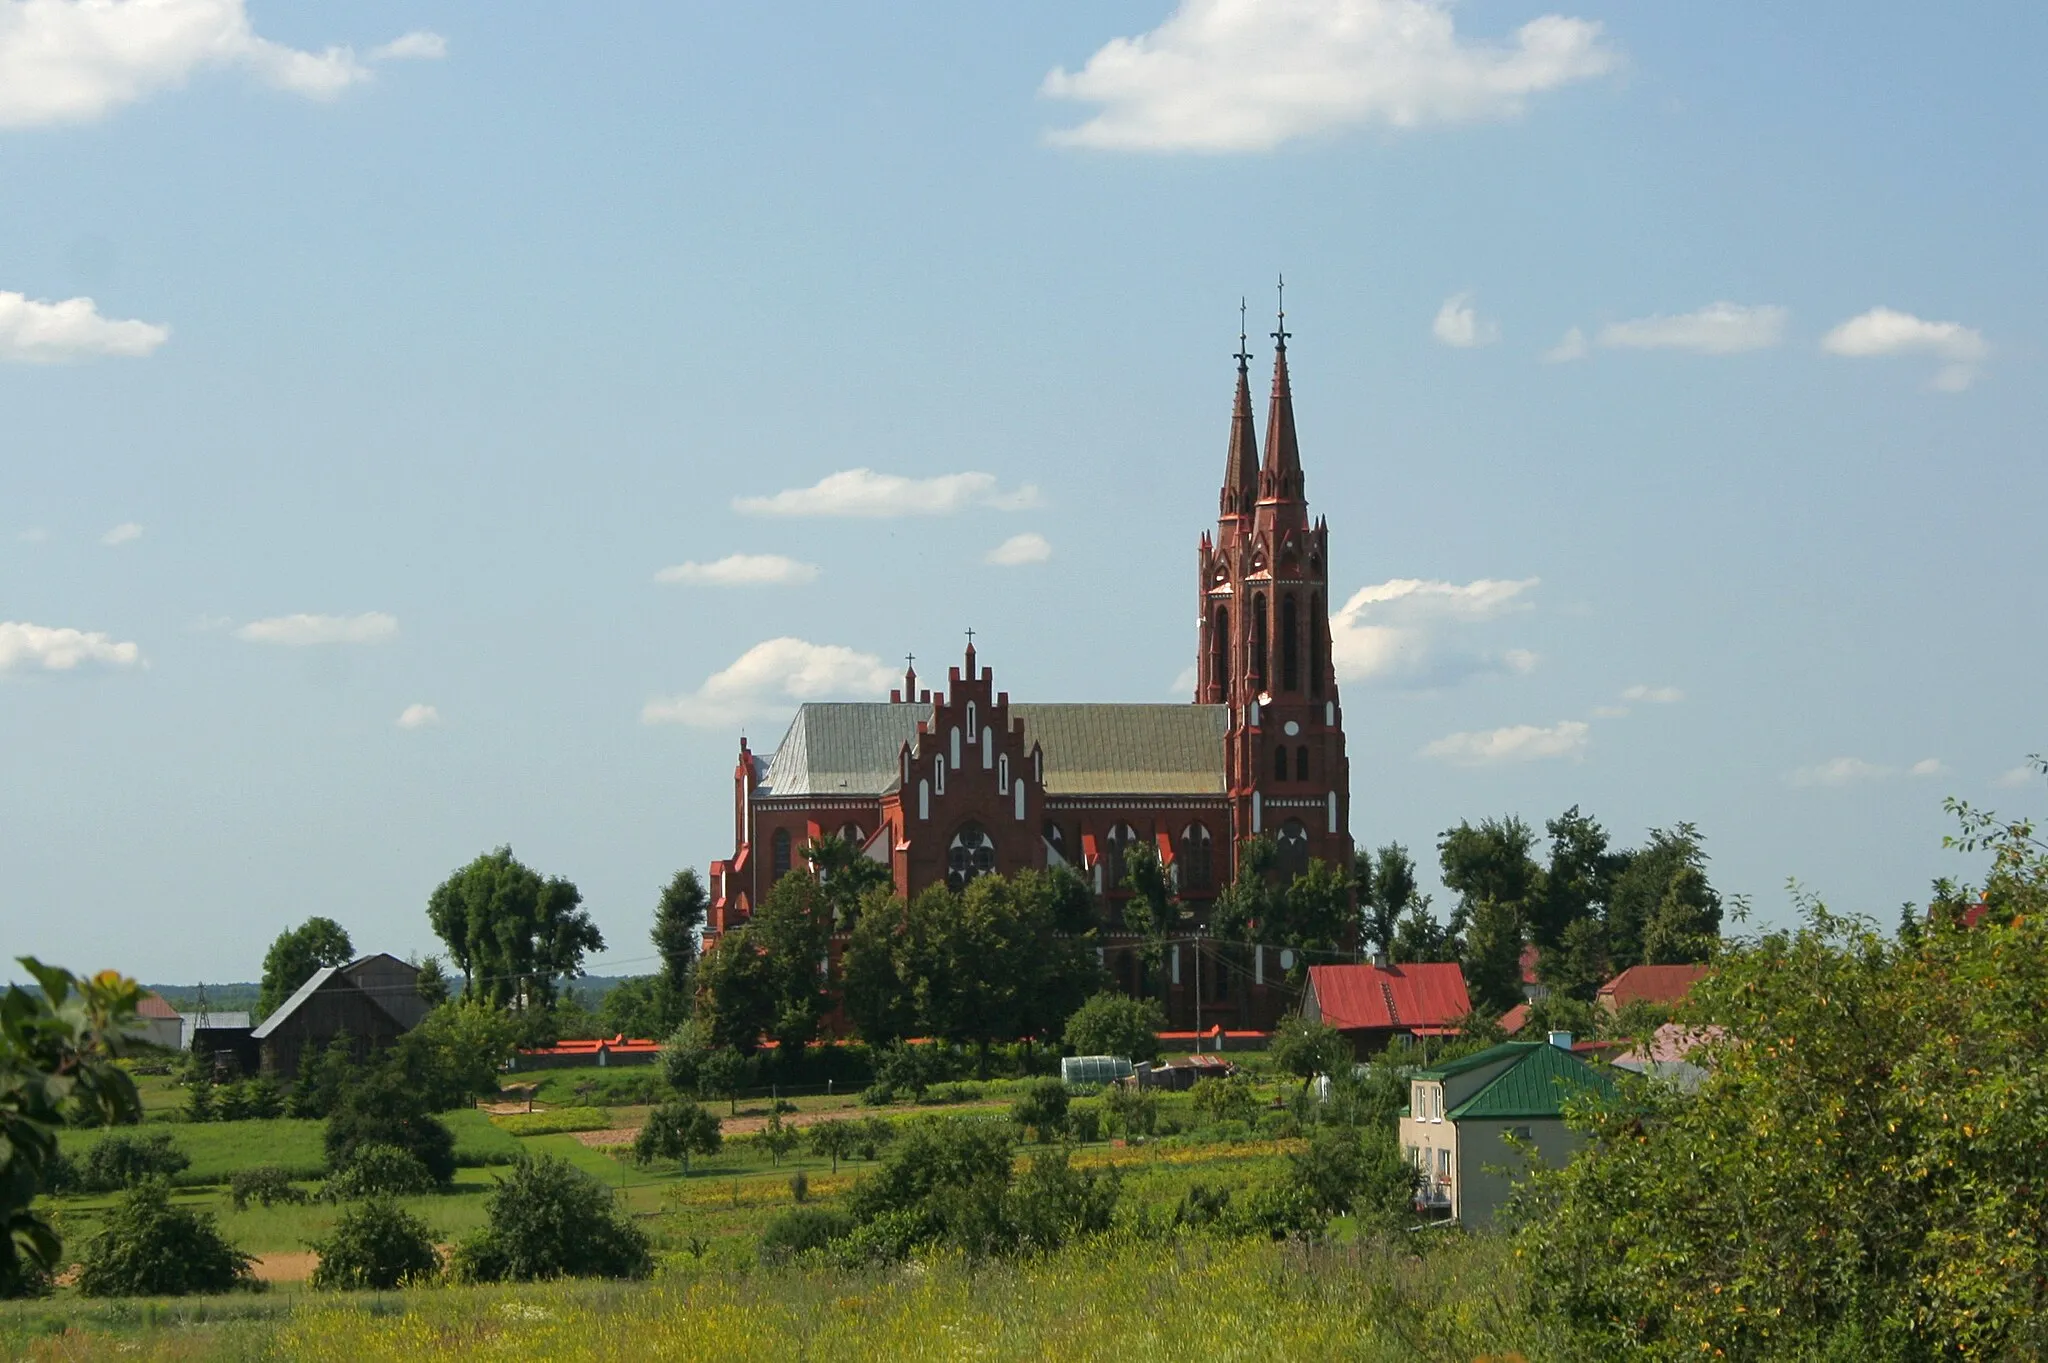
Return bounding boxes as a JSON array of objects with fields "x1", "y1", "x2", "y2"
[{"x1": 708, "y1": 309, "x2": 1353, "y2": 1029}]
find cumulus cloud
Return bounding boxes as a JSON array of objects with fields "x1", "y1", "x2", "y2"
[
  {"x1": 1432, "y1": 292, "x2": 1499, "y2": 348},
  {"x1": 1171, "y1": 664, "x2": 1199, "y2": 698},
  {"x1": 1787, "y1": 757, "x2": 1892, "y2": 788},
  {"x1": 643, "y1": 637, "x2": 896, "y2": 728},
  {"x1": 1622, "y1": 684, "x2": 1683, "y2": 704},
  {"x1": 1994, "y1": 765, "x2": 2038, "y2": 790},
  {"x1": 736, "y1": 469, "x2": 1040, "y2": 518},
  {"x1": 1541, "y1": 326, "x2": 1588, "y2": 363},
  {"x1": 395, "y1": 702, "x2": 440, "y2": 729},
  {"x1": 655, "y1": 553, "x2": 819, "y2": 587},
  {"x1": 234, "y1": 611, "x2": 397, "y2": 646},
  {"x1": 100, "y1": 521, "x2": 143, "y2": 546},
  {"x1": 370, "y1": 30, "x2": 445, "y2": 61},
  {"x1": 1329, "y1": 576, "x2": 1540, "y2": 688},
  {"x1": 0, "y1": 292, "x2": 167, "y2": 361},
  {"x1": 1909, "y1": 758, "x2": 1948, "y2": 778},
  {"x1": 1422, "y1": 719, "x2": 1588, "y2": 766},
  {"x1": 986, "y1": 532, "x2": 1052, "y2": 566},
  {"x1": 0, "y1": 0, "x2": 439, "y2": 127},
  {"x1": 0, "y1": 620, "x2": 142, "y2": 672},
  {"x1": 17, "y1": 527, "x2": 49, "y2": 543},
  {"x1": 1821, "y1": 306, "x2": 1989, "y2": 392},
  {"x1": 1042, "y1": 0, "x2": 1617, "y2": 152},
  {"x1": 1598, "y1": 303, "x2": 1788, "y2": 355}
]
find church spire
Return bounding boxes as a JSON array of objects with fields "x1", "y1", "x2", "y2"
[
  {"x1": 1261, "y1": 276, "x2": 1302, "y2": 499},
  {"x1": 1221, "y1": 297, "x2": 1258, "y2": 522}
]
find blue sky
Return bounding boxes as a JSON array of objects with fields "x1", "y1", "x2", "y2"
[{"x1": 3, "y1": 1, "x2": 2042, "y2": 983}]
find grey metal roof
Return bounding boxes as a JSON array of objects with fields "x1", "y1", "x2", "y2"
[
  {"x1": 250, "y1": 966, "x2": 340, "y2": 1039},
  {"x1": 1013, "y1": 703, "x2": 1227, "y2": 795},
  {"x1": 758, "y1": 703, "x2": 927, "y2": 796},
  {"x1": 755, "y1": 701, "x2": 1227, "y2": 799}
]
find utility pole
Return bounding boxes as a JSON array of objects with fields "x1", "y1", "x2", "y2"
[{"x1": 1192, "y1": 930, "x2": 1202, "y2": 1053}]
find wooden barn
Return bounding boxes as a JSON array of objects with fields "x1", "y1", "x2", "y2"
[{"x1": 249, "y1": 953, "x2": 426, "y2": 1077}]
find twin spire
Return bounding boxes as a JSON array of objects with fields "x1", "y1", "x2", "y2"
[{"x1": 1220, "y1": 280, "x2": 1303, "y2": 521}]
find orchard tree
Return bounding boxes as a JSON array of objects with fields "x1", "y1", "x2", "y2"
[
  {"x1": 425, "y1": 847, "x2": 603, "y2": 1010},
  {"x1": 258, "y1": 917, "x2": 354, "y2": 1019}
]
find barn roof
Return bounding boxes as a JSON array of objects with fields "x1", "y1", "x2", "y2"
[
  {"x1": 136, "y1": 992, "x2": 181, "y2": 1021},
  {"x1": 1304, "y1": 962, "x2": 1470, "y2": 1032},
  {"x1": 755, "y1": 701, "x2": 1228, "y2": 799},
  {"x1": 251, "y1": 966, "x2": 343, "y2": 1039}
]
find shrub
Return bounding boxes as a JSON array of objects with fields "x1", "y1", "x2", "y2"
[
  {"x1": 758, "y1": 1109, "x2": 800, "y2": 1165},
  {"x1": 449, "y1": 1154, "x2": 652, "y2": 1283},
  {"x1": 759, "y1": 1206, "x2": 853, "y2": 1264},
  {"x1": 788, "y1": 1169, "x2": 809, "y2": 1203},
  {"x1": 310, "y1": 1198, "x2": 441, "y2": 1290},
  {"x1": 244, "y1": 1077, "x2": 286, "y2": 1120},
  {"x1": 36, "y1": 1149, "x2": 80, "y2": 1195},
  {"x1": 1062, "y1": 992, "x2": 1165, "y2": 1064},
  {"x1": 325, "y1": 1070, "x2": 456, "y2": 1185},
  {"x1": 873, "y1": 1042, "x2": 940, "y2": 1100},
  {"x1": 633, "y1": 1098, "x2": 721, "y2": 1172},
  {"x1": 1191, "y1": 1074, "x2": 1259, "y2": 1127},
  {"x1": 1067, "y1": 1104, "x2": 1102, "y2": 1143},
  {"x1": 931, "y1": 1082, "x2": 982, "y2": 1104},
  {"x1": 185, "y1": 1078, "x2": 215, "y2": 1124},
  {"x1": 1009, "y1": 1077, "x2": 1070, "y2": 1141},
  {"x1": 215, "y1": 1080, "x2": 251, "y2": 1122},
  {"x1": 325, "y1": 1143, "x2": 436, "y2": 1200},
  {"x1": 1005, "y1": 1147, "x2": 1119, "y2": 1252},
  {"x1": 80, "y1": 1129, "x2": 189, "y2": 1191},
  {"x1": 853, "y1": 1114, "x2": 897, "y2": 1160},
  {"x1": 74, "y1": 1180, "x2": 255, "y2": 1297},
  {"x1": 230, "y1": 1166, "x2": 309, "y2": 1211},
  {"x1": 1102, "y1": 1084, "x2": 1158, "y2": 1139},
  {"x1": 858, "y1": 1082, "x2": 896, "y2": 1107}
]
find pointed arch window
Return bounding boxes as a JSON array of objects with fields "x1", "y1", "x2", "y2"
[
  {"x1": 838, "y1": 823, "x2": 865, "y2": 847},
  {"x1": 998, "y1": 753, "x2": 1010, "y2": 793},
  {"x1": 1178, "y1": 823, "x2": 1214, "y2": 891},
  {"x1": 1252, "y1": 595, "x2": 1269, "y2": 694},
  {"x1": 1277, "y1": 819, "x2": 1310, "y2": 881},
  {"x1": 1210, "y1": 604, "x2": 1229, "y2": 699},
  {"x1": 772, "y1": 828, "x2": 792, "y2": 878},
  {"x1": 1310, "y1": 592, "x2": 1326, "y2": 698},
  {"x1": 1281, "y1": 595, "x2": 1300, "y2": 692},
  {"x1": 966, "y1": 703, "x2": 978, "y2": 743},
  {"x1": 1273, "y1": 746, "x2": 1289, "y2": 781},
  {"x1": 1042, "y1": 820, "x2": 1068, "y2": 867},
  {"x1": 1103, "y1": 823, "x2": 1140, "y2": 892},
  {"x1": 1296, "y1": 745, "x2": 1309, "y2": 781},
  {"x1": 934, "y1": 755, "x2": 946, "y2": 795}
]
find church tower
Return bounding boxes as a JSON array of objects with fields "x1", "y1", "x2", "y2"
[{"x1": 1196, "y1": 290, "x2": 1353, "y2": 886}]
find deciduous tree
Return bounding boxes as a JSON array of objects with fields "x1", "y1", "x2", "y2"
[
  {"x1": 425, "y1": 847, "x2": 602, "y2": 1010},
  {"x1": 258, "y1": 917, "x2": 354, "y2": 1020}
]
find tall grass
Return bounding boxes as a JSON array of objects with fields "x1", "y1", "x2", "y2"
[{"x1": 6, "y1": 1235, "x2": 1563, "y2": 1362}]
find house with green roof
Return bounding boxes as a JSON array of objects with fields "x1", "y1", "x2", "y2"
[{"x1": 1398, "y1": 1037, "x2": 1615, "y2": 1226}]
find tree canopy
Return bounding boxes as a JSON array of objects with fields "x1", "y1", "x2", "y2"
[
  {"x1": 650, "y1": 867, "x2": 706, "y2": 1029},
  {"x1": 424, "y1": 847, "x2": 603, "y2": 1010},
  {"x1": 257, "y1": 916, "x2": 353, "y2": 1020}
]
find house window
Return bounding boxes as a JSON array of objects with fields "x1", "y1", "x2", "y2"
[
  {"x1": 1507, "y1": 1125, "x2": 1532, "y2": 1144},
  {"x1": 1273, "y1": 747, "x2": 1289, "y2": 781},
  {"x1": 1437, "y1": 1148, "x2": 1451, "y2": 1177},
  {"x1": 1296, "y1": 745, "x2": 1309, "y2": 781},
  {"x1": 771, "y1": 829, "x2": 792, "y2": 877},
  {"x1": 1178, "y1": 823, "x2": 1214, "y2": 891},
  {"x1": 1277, "y1": 819, "x2": 1309, "y2": 880},
  {"x1": 948, "y1": 824, "x2": 996, "y2": 891}
]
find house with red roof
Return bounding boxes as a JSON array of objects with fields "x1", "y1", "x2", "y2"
[
  {"x1": 1300, "y1": 962, "x2": 1471, "y2": 1056},
  {"x1": 128, "y1": 992, "x2": 185, "y2": 1051},
  {"x1": 1596, "y1": 963, "x2": 1710, "y2": 1014}
]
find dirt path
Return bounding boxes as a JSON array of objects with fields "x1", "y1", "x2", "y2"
[
  {"x1": 252, "y1": 1251, "x2": 317, "y2": 1283},
  {"x1": 572, "y1": 1102, "x2": 1006, "y2": 1148}
]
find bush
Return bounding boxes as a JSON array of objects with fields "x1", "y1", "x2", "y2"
[
  {"x1": 1062, "y1": 992, "x2": 1166, "y2": 1064},
  {"x1": 36, "y1": 1149, "x2": 80, "y2": 1195},
  {"x1": 1102, "y1": 1084, "x2": 1158, "y2": 1139},
  {"x1": 325, "y1": 1069, "x2": 456, "y2": 1185},
  {"x1": 858, "y1": 1082, "x2": 896, "y2": 1107},
  {"x1": 633, "y1": 1098, "x2": 721, "y2": 1172},
  {"x1": 1067, "y1": 1104, "x2": 1102, "y2": 1143},
  {"x1": 450, "y1": 1154, "x2": 652, "y2": 1283},
  {"x1": 1190, "y1": 1074, "x2": 1259, "y2": 1127},
  {"x1": 1009, "y1": 1077, "x2": 1070, "y2": 1141},
  {"x1": 789, "y1": 1169, "x2": 809, "y2": 1203},
  {"x1": 931, "y1": 1082, "x2": 983, "y2": 1105},
  {"x1": 310, "y1": 1198, "x2": 442, "y2": 1290},
  {"x1": 873, "y1": 1042, "x2": 940, "y2": 1101},
  {"x1": 75, "y1": 1180, "x2": 255, "y2": 1297},
  {"x1": 230, "y1": 1166, "x2": 309, "y2": 1211},
  {"x1": 326, "y1": 1143, "x2": 436, "y2": 1200},
  {"x1": 759, "y1": 1206, "x2": 853, "y2": 1264},
  {"x1": 80, "y1": 1130, "x2": 189, "y2": 1191}
]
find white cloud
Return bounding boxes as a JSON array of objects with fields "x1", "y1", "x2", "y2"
[
  {"x1": 234, "y1": 611, "x2": 397, "y2": 646},
  {"x1": 1432, "y1": 292, "x2": 1499, "y2": 348},
  {"x1": 0, "y1": 0, "x2": 405, "y2": 128},
  {"x1": 1422, "y1": 720, "x2": 1588, "y2": 766},
  {"x1": 1994, "y1": 765, "x2": 2037, "y2": 790},
  {"x1": 17, "y1": 526, "x2": 49, "y2": 543},
  {"x1": 655, "y1": 553, "x2": 819, "y2": 587},
  {"x1": 643, "y1": 637, "x2": 896, "y2": 728},
  {"x1": 1787, "y1": 757, "x2": 1892, "y2": 788},
  {"x1": 0, "y1": 620, "x2": 142, "y2": 672},
  {"x1": 1598, "y1": 303, "x2": 1788, "y2": 355},
  {"x1": 1541, "y1": 326, "x2": 1588, "y2": 363},
  {"x1": 1042, "y1": 0, "x2": 1617, "y2": 152},
  {"x1": 370, "y1": 30, "x2": 445, "y2": 61},
  {"x1": 986, "y1": 532, "x2": 1052, "y2": 566},
  {"x1": 1821, "y1": 307, "x2": 1989, "y2": 392},
  {"x1": 1590, "y1": 704, "x2": 1629, "y2": 719},
  {"x1": 736, "y1": 469, "x2": 1040, "y2": 518},
  {"x1": 395, "y1": 702, "x2": 440, "y2": 729},
  {"x1": 0, "y1": 292, "x2": 167, "y2": 362},
  {"x1": 1909, "y1": 758, "x2": 1948, "y2": 778},
  {"x1": 1171, "y1": 664, "x2": 1199, "y2": 698},
  {"x1": 1621, "y1": 684, "x2": 1683, "y2": 704},
  {"x1": 100, "y1": 521, "x2": 143, "y2": 546},
  {"x1": 1329, "y1": 576, "x2": 1540, "y2": 687}
]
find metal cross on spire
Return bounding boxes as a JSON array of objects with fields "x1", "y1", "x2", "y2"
[
  {"x1": 964, "y1": 627, "x2": 976, "y2": 647},
  {"x1": 1272, "y1": 273, "x2": 1290, "y2": 347}
]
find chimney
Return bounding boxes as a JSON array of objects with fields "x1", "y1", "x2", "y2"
[{"x1": 1548, "y1": 1030, "x2": 1573, "y2": 1051}]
